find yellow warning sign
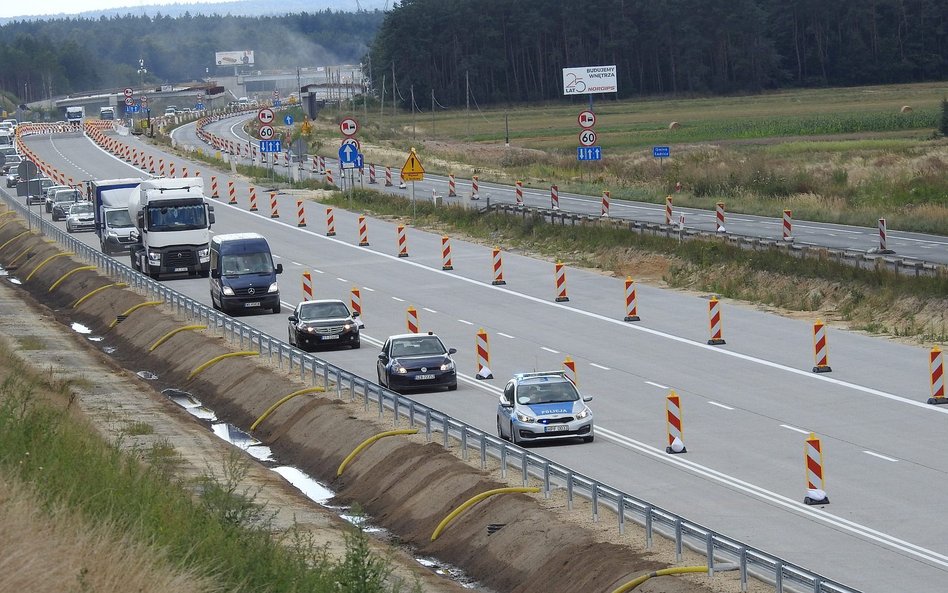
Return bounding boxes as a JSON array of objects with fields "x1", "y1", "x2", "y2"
[{"x1": 401, "y1": 148, "x2": 425, "y2": 181}]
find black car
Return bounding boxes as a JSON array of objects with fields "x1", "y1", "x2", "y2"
[
  {"x1": 287, "y1": 299, "x2": 360, "y2": 351},
  {"x1": 50, "y1": 189, "x2": 82, "y2": 220},
  {"x1": 377, "y1": 332, "x2": 457, "y2": 393}
]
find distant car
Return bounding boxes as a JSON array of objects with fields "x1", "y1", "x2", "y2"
[
  {"x1": 27, "y1": 177, "x2": 54, "y2": 204},
  {"x1": 50, "y1": 189, "x2": 82, "y2": 220},
  {"x1": 377, "y1": 332, "x2": 457, "y2": 393},
  {"x1": 496, "y1": 371, "x2": 594, "y2": 445},
  {"x1": 65, "y1": 202, "x2": 95, "y2": 233},
  {"x1": 5, "y1": 171, "x2": 17, "y2": 187},
  {"x1": 1, "y1": 153, "x2": 21, "y2": 173},
  {"x1": 44, "y1": 184, "x2": 70, "y2": 212},
  {"x1": 287, "y1": 299, "x2": 360, "y2": 351}
]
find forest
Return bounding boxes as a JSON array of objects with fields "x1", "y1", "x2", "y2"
[{"x1": 0, "y1": 1, "x2": 945, "y2": 107}]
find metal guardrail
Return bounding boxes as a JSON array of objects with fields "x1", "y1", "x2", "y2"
[{"x1": 2, "y1": 167, "x2": 861, "y2": 593}]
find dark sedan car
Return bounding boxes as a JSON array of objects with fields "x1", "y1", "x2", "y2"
[
  {"x1": 50, "y1": 189, "x2": 82, "y2": 220},
  {"x1": 287, "y1": 299, "x2": 360, "y2": 351},
  {"x1": 377, "y1": 332, "x2": 457, "y2": 393}
]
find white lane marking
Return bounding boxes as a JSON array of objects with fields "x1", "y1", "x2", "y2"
[
  {"x1": 362, "y1": 286, "x2": 374, "y2": 291},
  {"x1": 272, "y1": 254, "x2": 282, "y2": 259},
  {"x1": 794, "y1": 224, "x2": 862, "y2": 234},
  {"x1": 313, "y1": 269, "x2": 324, "y2": 274},
  {"x1": 336, "y1": 277, "x2": 348, "y2": 282},
  {"x1": 540, "y1": 346, "x2": 559, "y2": 354},
  {"x1": 596, "y1": 426, "x2": 948, "y2": 569},
  {"x1": 391, "y1": 296, "x2": 405, "y2": 302},
  {"x1": 423, "y1": 307, "x2": 438, "y2": 313},
  {"x1": 864, "y1": 451, "x2": 898, "y2": 462},
  {"x1": 780, "y1": 424, "x2": 810, "y2": 435},
  {"x1": 290, "y1": 261, "x2": 302, "y2": 266},
  {"x1": 497, "y1": 332, "x2": 515, "y2": 339},
  {"x1": 590, "y1": 363, "x2": 610, "y2": 370},
  {"x1": 457, "y1": 319, "x2": 474, "y2": 325},
  {"x1": 890, "y1": 235, "x2": 948, "y2": 246},
  {"x1": 708, "y1": 401, "x2": 734, "y2": 410},
  {"x1": 645, "y1": 381, "x2": 668, "y2": 389}
]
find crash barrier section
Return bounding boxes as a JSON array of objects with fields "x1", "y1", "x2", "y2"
[
  {"x1": 441, "y1": 235, "x2": 453, "y2": 270},
  {"x1": 475, "y1": 329, "x2": 493, "y2": 380},
  {"x1": 5, "y1": 135, "x2": 865, "y2": 593},
  {"x1": 624, "y1": 276, "x2": 640, "y2": 322},
  {"x1": 326, "y1": 207, "x2": 336, "y2": 236},
  {"x1": 812, "y1": 320, "x2": 832, "y2": 373}
]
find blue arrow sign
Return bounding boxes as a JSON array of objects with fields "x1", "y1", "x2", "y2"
[
  {"x1": 284, "y1": 115, "x2": 294, "y2": 125},
  {"x1": 577, "y1": 146, "x2": 602, "y2": 161},
  {"x1": 653, "y1": 146, "x2": 670, "y2": 158},
  {"x1": 259, "y1": 140, "x2": 282, "y2": 153},
  {"x1": 355, "y1": 153, "x2": 364, "y2": 170},
  {"x1": 338, "y1": 144, "x2": 358, "y2": 164}
]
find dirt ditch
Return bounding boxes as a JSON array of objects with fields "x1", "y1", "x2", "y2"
[{"x1": 0, "y1": 213, "x2": 739, "y2": 593}]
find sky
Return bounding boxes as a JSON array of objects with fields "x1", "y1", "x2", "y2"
[{"x1": 0, "y1": 0, "x2": 234, "y2": 19}]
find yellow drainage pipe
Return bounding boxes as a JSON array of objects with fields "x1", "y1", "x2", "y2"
[
  {"x1": 0, "y1": 231, "x2": 30, "y2": 253},
  {"x1": 72, "y1": 282, "x2": 127, "y2": 308},
  {"x1": 431, "y1": 487, "x2": 540, "y2": 541},
  {"x1": 25, "y1": 252, "x2": 74, "y2": 282},
  {"x1": 48, "y1": 265, "x2": 96, "y2": 292},
  {"x1": 337, "y1": 429, "x2": 419, "y2": 477},
  {"x1": 188, "y1": 351, "x2": 258, "y2": 380},
  {"x1": 250, "y1": 386, "x2": 325, "y2": 432},
  {"x1": 609, "y1": 566, "x2": 708, "y2": 593},
  {"x1": 148, "y1": 325, "x2": 207, "y2": 352},
  {"x1": 109, "y1": 301, "x2": 162, "y2": 329}
]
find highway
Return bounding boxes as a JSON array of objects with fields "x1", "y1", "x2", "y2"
[{"x1": 10, "y1": 127, "x2": 948, "y2": 593}]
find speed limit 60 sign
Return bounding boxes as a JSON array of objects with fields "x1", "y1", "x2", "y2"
[
  {"x1": 259, "y1": 125, "x2": 275, "y2": 140},
  {"x1": 578, "y1": 129, "x2": 598, "y2": 147}
]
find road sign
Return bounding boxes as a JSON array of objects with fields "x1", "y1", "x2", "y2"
[
  {"x1": 577, "y1": 146, "x2": 602, "y2": 161},
  {"x1": 124, "y1": 87, "x2": 133, "y2": 97},
  {"x1": 355, "y1": 153, "x2": 364, "y2": 170},
  {"x1": 401, "y1": 148, "x2": 425, "y2": 181},
  {"x1": 653, "y1": 146, "x2": 670, "y2": 158},
  {"x1": 124, "y1": 97, "x2": 134, "y2": 106},
  {"x1": 284, "y1": 115, "x2": 294, "y2": 126},
  {"x1": 274, "y1": 100, "x2": 282, "y2": 108},
  {"x1": 301, "y1": 120, "x2": 313, "y2": 134},
  {"x1": 259, "y1": 140, "x2": 282, "y2": 153},
  {"x1": 339, "y1": 117, "x2": 359, "y2": 136},
  {"x1": 140, "y1": 96, "x2": 148, "y2": 105},
  {"x1": 17, "y1": 159, "x2": 37, "y2": 180},
  {"x1": 195, "y1": 103, "x2": 205, "y2": 110},
  {"x1": 259, "y1": 125, "x2": 275, "y2": 139},
  {"x1": 126, "y1": 105, "x2": 140, "y2": 113},
  {"x1": 341, "y1": 137, "x2": 361, "y2": 151},
  {"x1": 258, "y1": 108, "x2": 275, "y2": 124},
  {"x1": 578, "y1": 110, "x2": 596, "y2": 128},
  {"x1": 339, "y1": 143, "x2": 359, "y2": 168},
  {"x1": 579, "y1": 129, "x2": 598, "y2": 146}
]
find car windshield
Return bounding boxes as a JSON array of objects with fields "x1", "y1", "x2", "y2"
[
  {"x1": 70, "y1": 203, "x2": 93, "y2": 215},
  {"x1": 517, "y1": 380, "x2": 580, "y2": 405},
  {"x1": 221, "y1": 252, "x2": 272, "y2": 275},
  {"x1": 298, "y1": 301, "x2": 350, "y2": 321},
  {"x1": 54, "y1": 191, "x2": 78, "y2": 202},
  {"x1": 146, "y1": 203, "x2": 207, "y2": 232},
  {"x1": 105, "y1": 210, "x2": 133, "y2": 228},
  {"x1": 391, "y1": 336, "x2": 446, "y2": 358}
]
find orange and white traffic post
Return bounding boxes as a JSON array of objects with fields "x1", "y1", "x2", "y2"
[
  {"x1": 249, "y1": 187, "x2": 258, "y2": 212},
  {"x1": 782, "y1": 209, "x2": 793, "y2": 241},
  {"x1": 228, "y1": 181, "x2": 238, "y2": 205},
  {"x1": 406, "y1": 306, "x2": 419, "y2": 333},
  {"x1": 812, "y1": 320, "x2": 832, "y2": 373},
  {"x1": 804, "y1": 432, "x2": 829, "y2": 505},
  {"x1": 368, "y1": 163, "x2": 377, "y2": 184},
  {"x1": 475, "y1": 329, "x2": 493, "y2": 380},
  {"x1": 878, "y1": 218, "x2": 893, "y2": 253},
  {"x1": 491, "y1": 247, "x2": 506, "y2": 285},
  {"x1": 600, "y1": 190, "x2": 610, "y2": 217},
  {"x1": 562, "y1": 356, "x2": 577, "y2": 385},
  {"x1": 182, "y1": 166, "x2": 189, "y2": 178},
  {"x1": 664, "y1": 195, "x2": 673, "y2": 225},
  {"x1": 471, "y1": 175, "x2": 479, "y2": 200},
  {"x1": 269, "y1": 192, "x2": 280, "y2": 218},
  {"x1": 396, "y1": 224, "x2": 409, "y2": 257},
  {"x1": 210, "y1": 176, "x2": 220, "y2": 198},
  {"x1": 624, "y1": 276, "x2": 640, "y2": 322},
  {"x1": 169, "y1": 162, "x2": 176, "y2": 178},
  {"x1": 325, "y1": 207, "x2": 336, "y2": 236},
  {"x1": 554, "y1": 261, "x2": 569, "y2": 302},
  {"x1": 515, "y1": 180, "x2": 524, "y2": 207},
  {"x1": 159, "y1": 159, "x2": 165, "y2": 176},
  {"x1": 148, "y1": 155, "x2": 155, "y2": 174},
  {"x1": 296, "y1": 199, "x2": 306, "y2": 227},
  {"x1": 302, "y1": 271, "x2": 314, "y2": 301},
  {"x1": 325, "y1": 168, "x2": 334, "y2": 186},
  {"x1": 311, "y1": 155, "x2": 319, "y2": 173},
  {"x1": 665, "y1": 391, "x2": 687, "y2": 454},
  {"x1": 358, "y1": 215, "x2": 370, "y2": 246},
  {"x1": 928, "y1": 346, "x2": 945, "y2": 405},
  {"x1": 551, "y1": 185, "x2": 559, "y2": 210},
  {"x1": 715, "y1": 202, "x2": 726, "y2": 232},
  {"x1": 448, "y1": 174, "x2": 457, "y2": 197},
  {"x1": 350, "y1": 287, "x2": 363, "y2": 321},
  {"x1": 441, "y1": 235, "x2": 454, "y2": 270},
  {"x1": 385, "y1": 166, "x2": 393, "y2": 186},
  {"x1": 707, "y1": 297, "x2": 726, "y2": 345}
]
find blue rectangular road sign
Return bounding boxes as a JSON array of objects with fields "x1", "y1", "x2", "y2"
[
  {"x1": 577, "y1": 146, "x2": 602, "y2": 161},
  {"x1": 125, "y1": 105, "x2": 140, "y2": 113},
  {"x1": 259, "y1": 140, "x2": 282, "y2": 153},
  {"x1": 653, "y1": 146, "x2": 670, "y2": 158}
]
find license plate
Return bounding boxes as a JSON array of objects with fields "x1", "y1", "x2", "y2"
[
  {"x1": 544, "y1": 425, "x2": 570, "y2": 432},
  {"x1": 244, "y1": 302, "x2": 261, "y2": 307},
  {"x1": 174, "y1": 267, "x2": 188, "y2": 272},
  {"x1": 321, "y1": 334, "x2": 339, "y2": 340},
  {"x1": 415, "y1": 374, "x2": 435, "y2": 380}
]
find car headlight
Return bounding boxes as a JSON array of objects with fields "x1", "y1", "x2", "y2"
[
  {"x1": 267, "y1": 282, "x2": 279, "y2": 293},
  {"x1": 147, "y1": 250, "x2": 161, "y2": 264},
  {"x1": 576, "y1": 407, "x2": 590, "y2": 419},
  {"x1": 440, "y1": 360, "x2": 455, "y2": 371},
  {"x1": 304, "y1": 326, "x2": 316, "y2": 333},
  {"x1": 392, "y1": 362, "x2": 407, "y2": 374},
  {"x1": 222, "y1": 286, "x2": 235, "y2": 296},
  {"x1": 197, "y1": 247, "x2": 209, "y2": 257},
  {"x1": 515, "y1": 411, "x2": 536, "y2": 423}
]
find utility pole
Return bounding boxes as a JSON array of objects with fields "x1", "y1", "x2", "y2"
[
  {"x1": 431, "y1": 88, "x2": 435, "y2": 136},
  {"x1": 380, "y1": 74, "x2": 385, "y2": 130},
  {"x1": 465, "y1": 70, "x2": 470, "y2": 137},
  {"x1": 410, "y1": 84, "x2": 415, "y2": 140},
  {"x1": 391, "y1": 62, "x2": 396, "y2": 120}
]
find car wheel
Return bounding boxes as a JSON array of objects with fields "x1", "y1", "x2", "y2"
[
  {"x1": 351, "y1": 339, "x2": 361, "y2": 349},
  {"x1": 583, "y1": 435, "x2": 595, "y2": 443},
  {"x1": 272, "y1": 303, "x2": 281, "y2": 314},
  {"x1": 66, "y1": 224, "x2": 73, "y2": 233},
  {"x1": 447, "y1": 382, "x2": 457, "y2": 391}
]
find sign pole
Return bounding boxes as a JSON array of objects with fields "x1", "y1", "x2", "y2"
[{"x1": 411, "y1": 181, "x2": 416, "y2": 221}]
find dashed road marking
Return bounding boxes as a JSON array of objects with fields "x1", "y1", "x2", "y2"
[
  {"x1": 391, "y1": 296, "x2": 404, "y2": 302},
  {"x1": 780, "y1": 424, "x2": 810, "y2": 435},
  {"x1": 708, "y1": 401, "x2": 734, "y2": 410},
  {"x1": 645, "y1": 381, "x2": 668, "y2": 389},
  {"x1": 423, "y1": 307, "x2": 438, "y2": 313},
  {"x1": 497, "y1": 332, "x2": 515, "y2": 339},
  {"x1": 590, "y1": 363, "x2": 610, "y2": 370},
  {"x1": 864, "y1": 451, "x2": 898, "y2": 462},
  {"x1": 541, "y1": 346, "x2": 559, "y2": 354},
  {"x1": 458, "y1": 319, "x2": 474, "y2": 325}
]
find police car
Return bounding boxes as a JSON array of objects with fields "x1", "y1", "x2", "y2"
[{"x1": 496, "y1": 371, "x2": 594, "y2": 445}]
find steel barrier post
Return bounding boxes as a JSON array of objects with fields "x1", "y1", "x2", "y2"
[
  {"x1": 618, "y1": 494, "x2": 625, "y2": 534},
  {"x1": 592, "y1": 483, "x2": 599, "y2": 521},
  {"x1": 645, "y1": 505, "x2": 653, "y2": 548}
]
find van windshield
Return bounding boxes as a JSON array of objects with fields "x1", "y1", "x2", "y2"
[
  {"x1": 221, "y1": 252, "x2": 272, "y2": 275},
  {"x1": 105, "y1": 210, "x2": 133, "y2": 228}
]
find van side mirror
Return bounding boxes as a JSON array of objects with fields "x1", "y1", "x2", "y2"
[
  {"x1": 275, "y1": 263, "x2": 283, "y2": 274},
  {"x1": 211, "y1": 269, "x2": 220, "y2": 279},
  {"x1": 208, "y1": 211, "x2": 215, "y2": 225}
]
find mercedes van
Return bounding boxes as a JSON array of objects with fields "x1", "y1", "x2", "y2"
[{"x1": 209, "y1": 233, "x2": 283, "y2": 314}]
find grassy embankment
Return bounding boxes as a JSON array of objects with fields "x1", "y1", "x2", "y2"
[{"x1": 0, "y1": 339, "x2": 409, "y2": 593}]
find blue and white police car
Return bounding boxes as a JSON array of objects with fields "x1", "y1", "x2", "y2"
[{"x1": 496, "y1": 371, "x2": 594, "y2": 445}]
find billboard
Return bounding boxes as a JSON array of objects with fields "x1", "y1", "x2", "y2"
[
  {"x1": 562, "y1": 65, "x2": 618, "y2": 96},
  {"x1": 215, "y1": 50, "x2": 255, "y2": 66}
]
